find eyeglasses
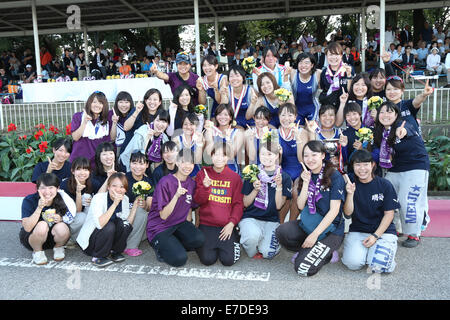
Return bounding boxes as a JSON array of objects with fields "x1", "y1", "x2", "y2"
[{"x1": 386, "y1": 75, "x2": 403, "y2": 83}]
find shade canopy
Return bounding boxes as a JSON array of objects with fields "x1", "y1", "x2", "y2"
[{"x1": 0, "y1": 0, "x2": 448, "y2": 38}]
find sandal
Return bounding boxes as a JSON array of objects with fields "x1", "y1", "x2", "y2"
[{"x1": 124, "y1": 248, "x2": 143, "y2": 257}]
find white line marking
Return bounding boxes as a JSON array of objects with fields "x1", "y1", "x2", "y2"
[{"x1": 0, "y1": 257, "x2": 271, "y2": 282}]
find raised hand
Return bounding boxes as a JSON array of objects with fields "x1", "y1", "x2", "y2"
[
  {"x1": 176, "y1": 178, "x2": 188, "y2": 197},
  {"x1": 300, "y1": 162, "x2": 311, "y2": 184},
  {"x1": 396, "y1": 120, "x2": 407, "y2": 139},
  {"x1": 274, "y1": 167, "x2": 282, "y2": 187},
  {"x1": 196, "y1": 78, "x2": 205, "y2": 92},
  {"x1": 82, "y1": 110, "x2": 92, "y2": 124},
  {"x1": 150, "y1": 60, "x2": 157, "y2": 74},
  {"x1": 75, "y1": 177, "x2": 86, "y2": 193},
  {"x1": 381, "y1": 46, "x2": 391, "y2": 63},
  {"x1": 112, "y1": 108, "x2": 119, "y2": 124},
  {"x1": 304, "y1": 119, "x2": 318, "y2": 133},
  {"x1": 423, "y1": 79, "x2": 434, "y2": 97},
  {"x1": 203, "y1": 169, "x2": 212, "y2": 188},
  {"x1": 339, "y1": 133, "x2": 348, "y2": 147},
  {"x1": 135, "y1": 101, "x2": 144, "y2": 113},
  {"x1": 46, "y1": 156, "x2": 58, "y2": 173},
  {"x1": 343, "y1": 174, "x2": 356, "y2": 195},
  {"x1": 339, "y1": 92, "x2": 349, "y2": 105}
]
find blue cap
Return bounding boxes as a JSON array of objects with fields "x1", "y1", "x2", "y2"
[{"x1": 176, "y1": 52, "x2": 190, "y2": 64}]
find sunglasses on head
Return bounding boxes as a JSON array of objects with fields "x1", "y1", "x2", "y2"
[{"x1": 386, "y1": 75, "x2": 403, "y2": 83}]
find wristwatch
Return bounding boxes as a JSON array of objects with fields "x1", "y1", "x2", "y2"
[{"x1": 371, "y1": 233, "x2": 379, "y2": 240}]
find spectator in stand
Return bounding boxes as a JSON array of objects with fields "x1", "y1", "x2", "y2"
[
  {"x1": 368, "y1": 35, "x2": 377, "y2": 52},
  {"x1": 0, "y1": 67, "x2": 12, "y2": 91},
  {"x1": 93, "y1": 47, "x2": 107, "y2": 79},
  {"x1": 22, "y1": 48, "x2": 34, "y2": 70},
  {"x1": 350, "y1": 46, "x2": 360, "y2": 72},
  {"x1": 189, "y1": 48, "x2": 197, "y2": 67},
  {"x1": 76, "y1": 50, "x2": 87, "y2": 80},
  {"x1": 416, "y1": 41, "x2": 429, "y2": 68},
  {"x1": 343, "y1": 46, "x2": 354, "y2": 67},
  {"x1": 391, "y1": 44, "x2": 404, "y2": 74},
  {"x1": 130, "y1": 57, "x2": 141, "y2": 75},
  {"x1": 106, "y1": 60, "x2": 118, "y2": 77},
  {"x1": 443, "y1": 37, "x2": 450, "y2": 54},
  {"x1": 421, "y1": 21, "x2": 433, "y2": 45},
  {"x1": 314, "y1": 45, "x2": 325, "y2": 70},
  {"x1": 444, "y1": 52, "x2": 450, "y2": 88},
  {"x1": 119, "y1": 59, "x2": 132, "y2": 76},
  {"x1": 112, "y1": 43, "x2": 123, "y2": 64},
  {"x1": 219, "y1": 45, "x2": 227, "y2": 56},
  {"x1": 400, "y1": 25, "x2": 412, "y2": 46},
  {"x1": 365, "y1": 46, "x2": 378, "y2": 71},
  {"x1": 63, "y1": 49, "x2": 76, "y2": 79},
  {"x1": 261, "y1": 35, "x2": 271, "y2": 48},
  {"x1": 207, "y1": 43, "x2": 218, "y2": 57},
  {"x1": 8, "y1": 52, "x2": 20, "y2": 78},
  {"x1": 427, "y1": 47, "x2": 445, "y2": 76},
  {"x1": 141, "y1": 57, "x2": 153, "y2": 75},
  {"x1": 145, "y1": 41, "x2": 159, "y2": 59},
  {"x1": 22, "y1": 64, "x2": 36, "y2": 83},
  {"x1": 240, "y1": 44, "x2": 250, "y2": 59},
  {"x1": 385, "y1": 25, "x2": 395, "y2": 48},
  {"x1": 435, "y1": 26, "x2": 446, "y2": 42},
  {"x1": 437, "y1": 39, "x2": 445, "y2": 57},
  {"x1": 40, "y1": 47, "x2": 52, "y2": 73},
  {"x1": 51, "y1": 61, "x2": 64, "y2": 79},
  {"x1": 402, "y1": 45, "x2": 415, "y2": 83}
]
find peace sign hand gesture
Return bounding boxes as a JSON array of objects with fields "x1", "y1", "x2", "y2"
[{"x1": 423, "y1": 79, "x2": 434, "y2": 97}]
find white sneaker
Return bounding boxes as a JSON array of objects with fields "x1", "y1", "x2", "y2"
[
  {"x1": 32, "y1": 251, "x2": 48, "y2": 265},
  {"x1": 53, "y1": 247, "x2": 65, "y2": 261}
]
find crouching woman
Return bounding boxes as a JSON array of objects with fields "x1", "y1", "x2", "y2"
[
  {"x1": 341, "y1": 150, "x2": 399, "y2": 273},
  {"x1": 20, "y1": 173, "x2": 76, "y2": 265},
  {"x1": 77, "y1": 172, "x2": 138, "y2": 267},
  {"x1": 276, "y1": 140, "x2": 346, "y2": 276}
]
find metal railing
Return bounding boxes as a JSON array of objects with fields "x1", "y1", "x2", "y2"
[{"x1": 0, "y1": 89, "x2": 449, "y2": 132}]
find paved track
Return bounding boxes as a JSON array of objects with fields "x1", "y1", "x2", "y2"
[{"x1": 1, "y1": 221, "x2": 449, "y2": 300}]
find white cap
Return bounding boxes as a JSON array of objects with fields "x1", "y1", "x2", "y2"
[
  {"x1": 437, "y1": 39, "x2": 443, "y2": 43},
  {"x1": 26, "y1": 64, "x2": 32, "y2": 68}
]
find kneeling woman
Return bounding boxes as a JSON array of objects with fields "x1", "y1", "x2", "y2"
[
  {"x1": 77, "y1": 172, "x2": 138, "y2": 267},
  {"x1": 341, "y1": 150, "x2": 400, "y2": 273},
  {"x1": 146, "y1": 149, "x2": 205, "y2": 267},
  {"x1": 276, "y1": 141, "x2": 346, "y2": 277},
  {"x1": 20, "y1": 173, "x2": 76, "y2": 265},
  {"x1": 240, "y1": 142, "x2": 292, "y2": 260}
]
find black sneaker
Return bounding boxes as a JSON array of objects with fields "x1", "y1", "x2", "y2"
[
  {"x1": 402, "y1": 236, "x2": 420, "y2": 248},
  {"x1": 92, "y1": 257, "x2": 113, "y2": 268},
  {"x1": 110, "y1": 252, "x2": 126, "y2": 263}
]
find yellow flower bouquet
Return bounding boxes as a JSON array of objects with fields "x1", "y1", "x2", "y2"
[
  {"x1": 242, "y1": 56, "x2": 257, "y2": 73},
  {"x1": 355, "y1": 127, "x2": 374, "y2": 143},
  {"x1": 242, "y1": 164, "x2": 260, "y2": 183},
  {"x1": 261, "y1": 127, "x2": 277, "y2": 143},
  {"x1": 368, "y1": 96, "x2": 383, "y2": 111},
  {"x1": 132, "y1": 181, "x2": 152, "y2": 199},
  {"x1": 195, "y1": 104, "x2": 208, "y2": 116},
  {"x1": 274, "y1": 88, "x2": 292, "y2": 102}
]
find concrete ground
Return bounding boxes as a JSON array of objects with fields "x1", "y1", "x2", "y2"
[{"x1": 0, "y1": 220, "x2": 449, "y2": 301}]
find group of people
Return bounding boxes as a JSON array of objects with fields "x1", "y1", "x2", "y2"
[{"x1": 20, "y1": 40, "x2": 432, "y2": 277}]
